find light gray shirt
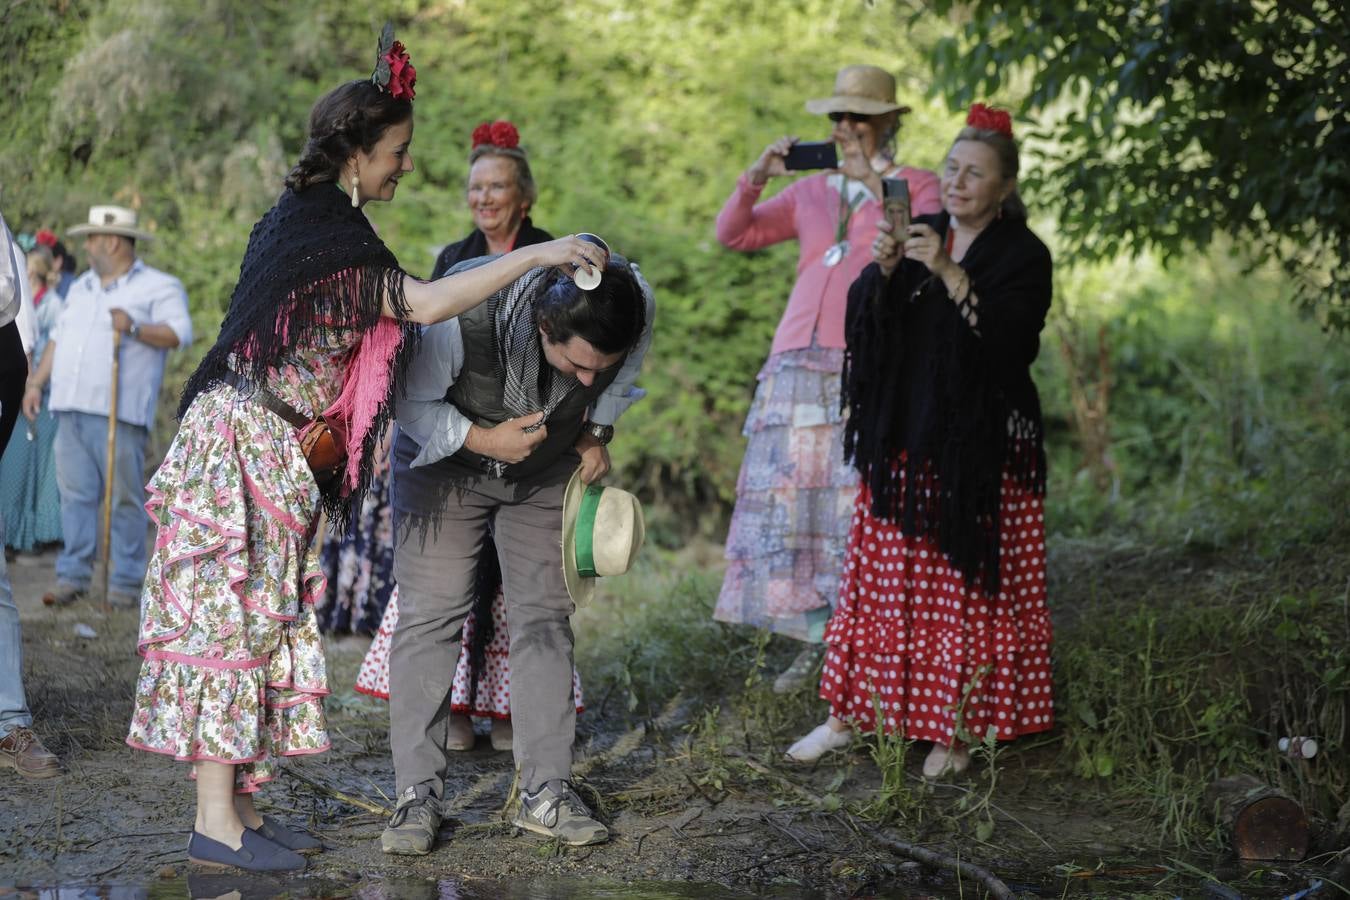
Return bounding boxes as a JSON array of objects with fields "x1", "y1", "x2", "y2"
[
  {"x1": 399, "y1": 262, "x2": 656, "y2": 468},
  {"x1": 49, "y1": 259, "x2": 193, "y2": 428}
]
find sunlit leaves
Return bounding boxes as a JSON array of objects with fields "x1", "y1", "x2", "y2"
[{"x1": 924, "y1": 0, "x2": 1350, "y2": 329}]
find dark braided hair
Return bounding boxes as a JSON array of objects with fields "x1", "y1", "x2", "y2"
[{"x1": 285, "y1": 79, "x2": 414, "y2": 192}]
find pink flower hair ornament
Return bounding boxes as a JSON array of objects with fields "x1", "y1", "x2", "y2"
[
  {"x1": 967, "y1": 103, "x2": 1013, "y2": 138},
  {"x1": 471, "y1": 119, "x2": 520, "y2": 149},
  {"x1": 371, "y1": 23, "x2": 416, "y2": 101}
]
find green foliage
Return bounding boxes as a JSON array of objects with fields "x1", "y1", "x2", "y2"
[
  {"x1": 1057, "y1": 576, "x2": 1349, "y2": 845},
  {"x1": 1039, "y1": 235, "x2": 1350, "y2": 552},
  {"x1": 925, "y1": 0, "x2": 1350, "y2": 329},
  {"x1": 0, "y1": 0, "x2": 964, "y2": 517},
  {"x1": 855, "y1": 693, "x2": 920, "y2": 824}
]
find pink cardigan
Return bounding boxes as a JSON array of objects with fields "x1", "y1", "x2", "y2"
[{"x1": 716, "y1": 167, "x2": 941, "y2": 354}]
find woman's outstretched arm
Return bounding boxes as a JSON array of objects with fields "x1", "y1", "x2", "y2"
[{"x1": 392, "y1": 234, "x2": 605, "y2": 324}]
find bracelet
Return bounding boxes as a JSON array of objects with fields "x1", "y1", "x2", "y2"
[{"x1": 946, "y1": 271, "x2": 970, "y2": 303}]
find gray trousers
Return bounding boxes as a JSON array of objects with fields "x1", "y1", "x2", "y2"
[{"x1": 389, "y1": 455, "x2": 577, "y2": 799}]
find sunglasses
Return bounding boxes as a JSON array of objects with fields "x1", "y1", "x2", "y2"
[{"x1": 828, "y1": 112, "x2": 871, "y2": 123}]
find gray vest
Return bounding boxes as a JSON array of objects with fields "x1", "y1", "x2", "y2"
[{"x1": 394, "y1": 295, "x2": 621, "y2": 494}]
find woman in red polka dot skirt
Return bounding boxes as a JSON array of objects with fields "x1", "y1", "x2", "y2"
[{"x1": 786, "y1": 105, "x2": 1054, "y2": 777}]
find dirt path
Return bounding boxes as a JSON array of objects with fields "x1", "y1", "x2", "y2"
[{"x1": 0, "y1": 546, "x2": 1330, "y2": 898}]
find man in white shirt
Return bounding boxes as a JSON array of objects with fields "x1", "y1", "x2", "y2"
[
  {"x1": 381, "y1": 253, "x2": 653, "y2": 856},
  {"x1": 0, "y1": 208, "x2": 63, "y2": 779},
  {"x1": 22, "y1": 206, "x2": 192, "y2": 609}
]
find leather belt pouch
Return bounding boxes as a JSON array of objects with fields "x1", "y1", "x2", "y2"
[{"x1": 223, "y1": 372, "x2": 347, "y2": 490}]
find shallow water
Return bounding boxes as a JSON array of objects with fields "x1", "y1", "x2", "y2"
[
  {"x1": 12, "y1": 855, "x2": 1331, "y2": 899},
  {"x1": 17, "y1": 876, "x2": 934, "y2": 899}
]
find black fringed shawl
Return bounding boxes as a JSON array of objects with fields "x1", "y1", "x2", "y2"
[
  {"x1": 841, "y1": 212, "x2": 1052, "y2": 595},
  {"x1": 179, "y1": 183, "x2": 420, "y2": 523},
  {"x1": 429, "y1": 218, "x2": 554, "y2": 279}
]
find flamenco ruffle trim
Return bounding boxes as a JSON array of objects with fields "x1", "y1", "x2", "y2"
[
  {"x1": 823, "y1": 612, "x2": 1052, "y2": 664},
  {"x1": 137, "y1": 483, "x2": 325, "y2": 656},
  {"x1": 126, "y1": 657, "x2": 330, "y2": 763}
]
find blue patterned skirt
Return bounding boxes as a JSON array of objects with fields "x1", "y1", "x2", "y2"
[{"x1": 714, "y1": 347, "x2": 859, "y2": 642}]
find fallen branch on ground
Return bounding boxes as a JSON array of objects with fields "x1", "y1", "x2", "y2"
[
  {"x1": 285, "y1": 767, "x2": 391, "y2": 817},
  {"x1": 866, "y1": 829, "x2": 1016, "y2": 900}
]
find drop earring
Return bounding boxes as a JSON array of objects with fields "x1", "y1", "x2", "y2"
[{"x1": 350, "y1": 175, "x2": 360, "y2": 208}]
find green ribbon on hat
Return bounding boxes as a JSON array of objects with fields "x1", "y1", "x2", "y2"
[{"x1": 574, "y1": 483, "x2": 604, "y2": 577}]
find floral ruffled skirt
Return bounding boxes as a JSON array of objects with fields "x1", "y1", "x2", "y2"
[
  {"x1": 126, "y1": 386, "x2": 331, "y2": 792},
  {"x1": 714, "y1": 347, "x2": 859, "y2": 642}
]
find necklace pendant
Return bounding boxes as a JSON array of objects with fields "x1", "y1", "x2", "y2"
[{"x1": 823, "y1": 241, "x2": 849, "y2": 268}]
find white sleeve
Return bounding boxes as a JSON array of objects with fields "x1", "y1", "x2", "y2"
[{"x1": 394, "y1": 318, "x2": 476, "y2": 467}]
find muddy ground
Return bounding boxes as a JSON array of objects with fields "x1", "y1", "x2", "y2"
[{"x1": 0, "y1": 544, "x2": 1340, "y2": 899}]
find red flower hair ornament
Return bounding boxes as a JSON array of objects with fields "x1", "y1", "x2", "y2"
[
  {"x1": 967, "y1": 103, "x2": 1013, "y2": 138},
  {"x1": 371, "y1": 23, "x2": 416, "y2": 101},
  {"x1": 471, "y1": 120, "x2": 520, "y2": 149},
  {"x1": 34, "y1": 229, "x2": 57, "y2": 249}
]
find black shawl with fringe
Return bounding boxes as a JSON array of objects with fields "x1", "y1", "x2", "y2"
[
  {"x1": 179, "y1": 183, "x2": 419, "y2": 524},
  {"x1": 841, "y1": 212, "x2": 1052, "y2": 595}
]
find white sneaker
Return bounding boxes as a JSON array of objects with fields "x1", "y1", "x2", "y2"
[{"x1": 785, "y1": 723, "x2": 852, "y2": 762}]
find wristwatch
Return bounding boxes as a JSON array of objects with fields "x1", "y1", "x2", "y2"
[
  {"x1": 127, "y1": 321, "x2": 140, "y2": 341},
  {"x1": 582, "y1": 421, "x2": 614, "y2": 445}
]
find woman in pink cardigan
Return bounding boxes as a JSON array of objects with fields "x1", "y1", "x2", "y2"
[{"x1": 713, "y1": 66, "x2": 940, "y2": 691}]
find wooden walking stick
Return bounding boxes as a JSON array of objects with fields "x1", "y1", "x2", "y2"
[{"x1": 100, "y1": 328, "x2": 122, "y2": 616}]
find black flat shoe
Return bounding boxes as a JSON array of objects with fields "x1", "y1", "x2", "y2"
[
  {"x1": 252, "y1": 815, "x2": 323, "y2": 853},
  {"x1": 187, "y1": 828, "x2": 306, "y2": 872}
]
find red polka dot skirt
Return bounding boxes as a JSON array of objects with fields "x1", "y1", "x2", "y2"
[
  {"x1": 356, "y1": 588, "x2": 583, "y2": 718},
  {"x1": 820, "y1": 474, "x2": 1053, "y2": 743}
]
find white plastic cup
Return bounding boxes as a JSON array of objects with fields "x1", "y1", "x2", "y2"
[{"x1": 573, "y1": 233, "x2": 608, "y2": 290}]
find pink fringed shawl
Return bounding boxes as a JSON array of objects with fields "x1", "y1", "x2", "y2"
[{"x1": 320, "y1": 315, "x2": 406, "y2": 494}]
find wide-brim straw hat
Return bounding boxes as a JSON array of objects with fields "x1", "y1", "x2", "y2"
[
  {"x1": 561, "y1": 469, "x2": 646, "y2": 606},
  {"x1": 67, "y1": 205, "x2": 155, "y2": 242},
  {"x1": 804, "y1": 65, "x2": 911, "y2": 117}
]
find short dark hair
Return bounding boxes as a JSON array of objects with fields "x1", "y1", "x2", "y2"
[
  {"x1": 285, "y1": 79, "x2": 414, "y2": 192},
  {"x1": 536, "y1": 256, "x2": 645, "y2": 356}
]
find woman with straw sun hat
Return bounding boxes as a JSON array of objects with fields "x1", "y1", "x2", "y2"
[{"x1": 713, "y1": 65, "x2": 941, "y2": 692}]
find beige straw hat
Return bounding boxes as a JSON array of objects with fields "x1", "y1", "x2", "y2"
[
  {"x1": 67, "y1": 205, "x2": 155, "y2": 242},
  {"x1": 561, "y1": 469, "x2": 646, "y2": 606},
  {"x1": 804, "y1": 65, "x2": 911, "y2": 117}
]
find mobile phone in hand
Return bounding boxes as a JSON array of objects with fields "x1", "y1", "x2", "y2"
[
  {"x1": 783, "y1": 141, "x2": 838, "y2": 171},
  {"x1": 882, "y1": 177, "x2": 911, "y2": 234}
]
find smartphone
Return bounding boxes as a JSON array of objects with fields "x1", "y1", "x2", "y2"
[
  {"x1": 783, "y1": 141, "x2": 838, "y2": 171},
  {"x1": 882, "y1": 177, "x2": 911, "y2": 234}
]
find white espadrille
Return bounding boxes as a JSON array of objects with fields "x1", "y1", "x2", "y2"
[
  {"x1": 785, "y1": 723, "x2": 853, "y2": 762},
  {"x1": 922, "y1": 743, "x2": 971, "y2": 779}
]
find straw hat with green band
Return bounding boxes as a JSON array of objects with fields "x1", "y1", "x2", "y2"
[{"x1": 561, "y1": 469, "x2": 646, "y2": 606}]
